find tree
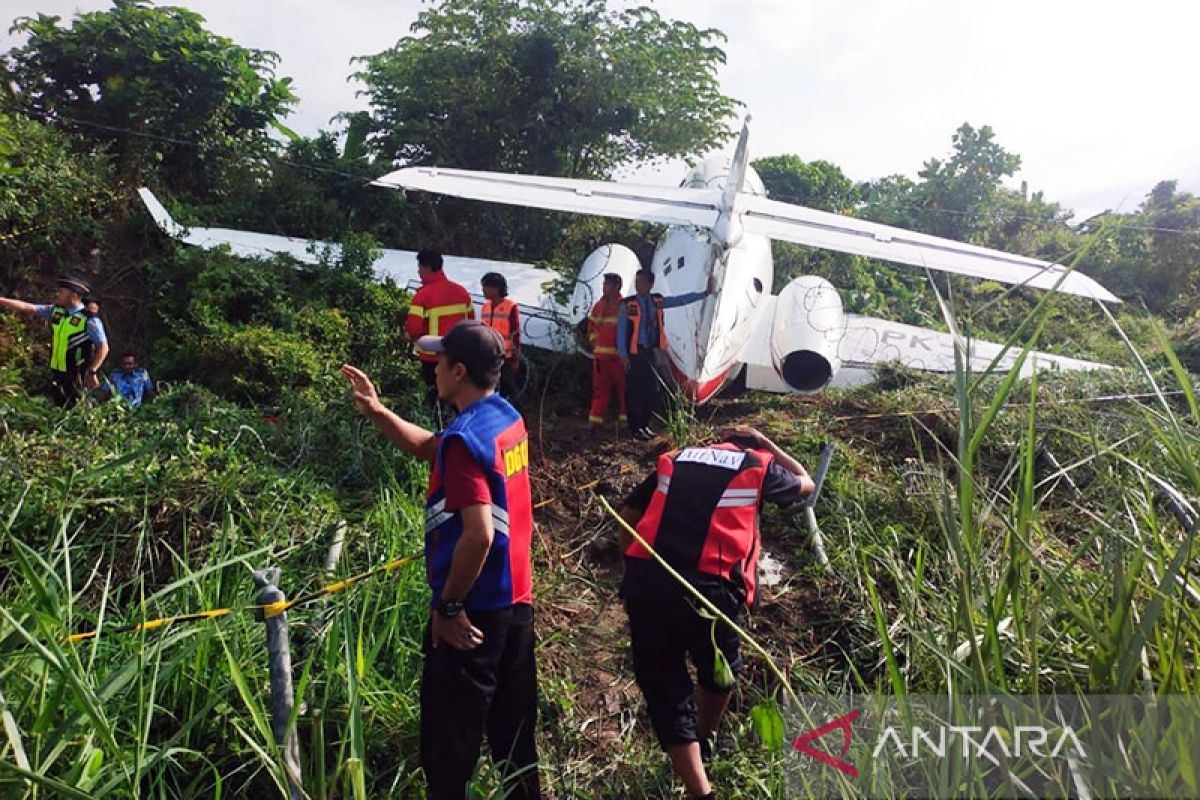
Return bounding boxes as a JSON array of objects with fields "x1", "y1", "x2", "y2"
[
  {"x1": 0, "y1": 114, "x2": 114, "y2": 285},
  {"x1": 354, "y1": 0, "x2": 738, "y2": 179},
  {"x1": 752, "y1": 155, "x2": 859, "y2": 213},
  {"x1": 911, "y1": 123, "x2": 1022, "y2": 242},
  {"x1": 5, "y1": 0, "x2": 297, "y2": 198}
]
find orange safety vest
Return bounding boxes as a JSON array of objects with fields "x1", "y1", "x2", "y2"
[
  {"x1": 624, "y1": 294, "x2": 667, "y2": 355},
  {"x1": 482, "y1": 298, "x2": 519, "y2": 359},
  {"x1": 588, "y1": 297, "x2": 621, "y2": 359},
  {"x1": 625, "y1": 443, "x2": 774, "y2": 607},
  {"x1": 406, "y1": 271, "x2": 475, "y2": 362}
]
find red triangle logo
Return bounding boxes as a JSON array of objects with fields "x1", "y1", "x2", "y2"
[{"x1": 791, "y1": 709, "x2": 859, "y2": 778}]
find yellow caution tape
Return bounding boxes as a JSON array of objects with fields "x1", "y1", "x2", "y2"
[{"x1": 66, "y1": 554, "x2": 421, "y2": 643}]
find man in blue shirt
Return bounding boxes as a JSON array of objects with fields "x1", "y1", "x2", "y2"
[
  {"x1": 617, "y1": 269, "x2": 705, "y2": 439},
  {"x1": 104, "y1": 352, "x2": 156, "y2": 408},
  {"x1": 1, "y1": 275, "x2": 109, "y2": 407}
]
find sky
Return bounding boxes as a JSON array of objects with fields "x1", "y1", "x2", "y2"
[{"x1": 6, "y1": 0, "x2": 1198, "y2": 219}]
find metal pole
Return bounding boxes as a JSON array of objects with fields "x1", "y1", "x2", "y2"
[
  {"x1": 323, "y1": 521, "x2": 348, "y2": 575},
  {"x1": 802, "y1": 444, "x2": 836, "y2": 568},
  {"x1": 253, "y1": 567, "x2": 304, "y2": 800}
]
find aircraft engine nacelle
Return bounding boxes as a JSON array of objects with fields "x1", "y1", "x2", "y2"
[
  {"x1": 771, "y1": 275, "x2": 844, "y2": 392},
  {"x1": 568, "y1": 244, "x2": 642, "y2": 324}
]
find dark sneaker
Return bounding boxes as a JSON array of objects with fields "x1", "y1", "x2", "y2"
[{"x1": 636, "y1": 427, "x2": 655, "y2": 441}]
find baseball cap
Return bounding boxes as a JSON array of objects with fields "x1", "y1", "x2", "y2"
[{"x1": 417, "y1": 320, "x2": 504, "y2": 384}]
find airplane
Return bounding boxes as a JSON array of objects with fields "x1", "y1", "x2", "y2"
[
  {"x1": 371, "y1": 118, "x2": 1117, "y2": 400},
  {"x1": 138, "y1": 118, "x2": 1117, "y2": 403}
]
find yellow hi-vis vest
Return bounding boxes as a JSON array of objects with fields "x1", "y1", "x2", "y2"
[{"x1": 50, "y1": 306, "x2": 93, "y2": 374}]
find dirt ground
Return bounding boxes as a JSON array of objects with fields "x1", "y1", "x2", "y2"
[{"x1": 525, "y1": 404, "x2": 864, "y2": 761}]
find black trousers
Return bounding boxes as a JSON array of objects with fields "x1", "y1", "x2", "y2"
[
  {"x1": 625, "y1": 350, "x2": 663, "y2": 432},
  {"x1": 420, "y1": 603, "x2": 540, "y2": 800},
  {"x1": 498, "y1": 361, "x2": 520, "y2": 407},
  {"x1": 623, "y1": 562, "x2": 743, "y2": 748},
  {"x1": 49, "y1": 371, "x2": 85, "y2": 409},
  {"x1": 421, "y1": 361, "x2": 439, "y2": 407}
]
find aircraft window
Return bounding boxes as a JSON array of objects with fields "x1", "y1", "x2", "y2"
[
  {"x1": 677, "y1": 256, "x2": 685, "y2": 270},
  {"x1": 753, "y1": 278, "x2": 763, "y2": 293},
  {"x1": 664, "y1": 263, "x2": 673, "y2": 275}
]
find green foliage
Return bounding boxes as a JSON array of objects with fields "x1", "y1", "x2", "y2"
[
  {"x1": 1084, "y1": 181, "x2": 1200, "y2": 318},
  {"x1": 355, "y1": 0, "x2": 738, "y2": 177},
  {"x1": 6, "y1": 0, "x2": 296, "y2": 198},
  {"x1": 145, "y1": 235, "x2": 414, "y2": 407},
  {"x1": 0, "y1": 372, "x2": 430, "y2": 797},
  {"x1": 0, "y1": 115, "x2": 114, "y2": 283},
  {"x1": 199, "y1": 127, "x2": 417, "y2": 244},
  {"x1": 350, "y1": 0, "x2": 740, "y2": 258},
  {"x1": 753, "y1": 155, "x2": 859, "y2": 213}
]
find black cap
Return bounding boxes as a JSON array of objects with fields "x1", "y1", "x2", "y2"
[
  {"x1": 57, "y1": 275, "x2": 92, "y2": 296},
  {"x1": 417, "y1": 320, "x2": 504, "y2": 386}
]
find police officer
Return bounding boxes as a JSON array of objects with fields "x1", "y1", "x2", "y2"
[
  {"x1": 618, "y1": 425, "x2": 814, "y2": 800},
  {"x1": 0, "y1": 275, "x2": 110, "y2": 407}
]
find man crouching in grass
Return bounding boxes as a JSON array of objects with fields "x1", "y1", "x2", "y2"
[{"x1": 342, "y1": 319, "x2": 539, "y2": 800}]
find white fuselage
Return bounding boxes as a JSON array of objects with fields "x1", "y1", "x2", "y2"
[{"x1": 651, "y1": 158, "x2": 773, "y2": 403}]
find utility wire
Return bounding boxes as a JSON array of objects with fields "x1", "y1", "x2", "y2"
[
  {"x1": 8, "y1": 101, "x2": 1195, "y2": 237},
  {"x1": 2, "y1": 102, "x2": 379, "y2": 187}
]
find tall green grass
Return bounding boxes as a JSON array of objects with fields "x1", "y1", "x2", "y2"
[{"x1": 2, "y1": 272, "x2": 1198, "y2": 799}]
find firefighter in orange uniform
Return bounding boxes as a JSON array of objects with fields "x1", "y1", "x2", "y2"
[
  {"x1": 405, "y1": 250, "x2": 474, "y2": 406},
  {"x1": 618, "y1": 426, "x2": 814, "y2": 800},
  {"x1": 586, "y1": 273, "x2": 627, "y2": 427},
  {"x1": 480, "y1": 272, "x2": 521, "y2": 401}
]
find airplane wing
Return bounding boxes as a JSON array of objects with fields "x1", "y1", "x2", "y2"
[
  {"x1": 373, "y1": 168, "x2": 723, "y2": 229},
  {"x1": 740, "y1": 294, "x2": 1109, "y2": 393},
  {"x1": 739, "y1": 196, "x2": 1119, "y2": 303},
  {"x1": 377, "y1": 167, "x2": 1118, "y2": 303},
  {"x1": 137, "y1": 188, "x2": 581, "y2": 352}
]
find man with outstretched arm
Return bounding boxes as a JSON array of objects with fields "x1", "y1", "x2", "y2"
[
  {"x1": 0, "y1": 275, "x2": 109, "y2": 408},
  {"x1": 617, "y1": 268, "x2": 706, "y2": 439},
  {"x1": 341, "y1": 319, "x2": 539, "y2": 800},
  {"x1": 617, "y1": 425, "x2": 814, "y2": 800}
]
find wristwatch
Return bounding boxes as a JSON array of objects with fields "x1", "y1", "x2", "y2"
[{"x1": 437, "y1": 598, "x2": 465, "y2": 618}]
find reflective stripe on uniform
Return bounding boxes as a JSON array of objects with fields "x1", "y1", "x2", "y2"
[
  {"x1": 428, "y1": 304, "x2": 473, "y2": 335},
  {"x1": 50, "y1": 310, "x2": 89, "y2": 372}
]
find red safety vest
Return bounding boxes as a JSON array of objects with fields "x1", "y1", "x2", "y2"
[
  {"x1": 625, "y1": 442, "x2": 774, "y2": 606},
  {"x1": 588, "y1": 296, "x2": 621, "y2": 359},
  {"x1": 482, "y1": 298, "x2": 519, "y2": 359},
  {"x1": 405, "y1": 271, "x2": 475, "y2": 362},
  {"x1": 624, "y1": 294, "x2": 667, "y2": 355}
]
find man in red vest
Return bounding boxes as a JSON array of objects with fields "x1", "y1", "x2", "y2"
[
  {"x1": 342, "y1": 320, "x2": 539, "y2": 800},
  {"x1": 586, "y1": 272, "x2": 626, "y2": 427},
  {"x1": 405, "y1": 250, "x2": 475, "y2": 408},
  {"x1": 618, "y1": 426, "x2": 814, "y2": 800},
  {"x1": 480, "y1": 272, "x2": 521, "y2": 401}
]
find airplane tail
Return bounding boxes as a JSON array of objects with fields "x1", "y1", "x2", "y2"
[
  {"x1": 137, "y1": 188, "x2": 186, "y2": 238},
  {"x1": 711, "y1": 116, "x2": 752, "y2": 248},
  {"x1": 720, "y1": 116, "x2": 752, "y2": 213}
]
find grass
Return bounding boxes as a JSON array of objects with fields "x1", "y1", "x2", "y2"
[{"x1": 2, "y1": 278, "x2": 1200, "y2": 798}]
